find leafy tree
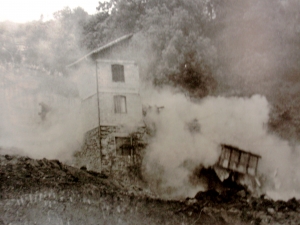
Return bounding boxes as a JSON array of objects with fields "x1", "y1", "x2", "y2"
[
  {"x1": 0, "y1": 22, "x2": 23, "y2": 64},
  {"x1": 0, "y1": 7, "x2": 89, "y2": 73},
  {"x1": 82, "y1": 0, "x2": 218, "y2": 97},
  {"x1": 208, "y1": 0, "x2": 300, "y2": 140},
  {"x1": 82, "y1": 0, "x2": 300, "y2": 141},
  {"x1": 3, "y1": 0, "x2": 299, "y2": 141}
]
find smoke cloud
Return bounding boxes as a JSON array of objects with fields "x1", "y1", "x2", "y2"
[
  {"x1": 0, "y1": 65, "x2": 84, "y2": 161},
  {"x1": 1, "y1": 1, "x2": 300, "y2": 202},
  {"x1": 142, "y1": 89, "x2": 300, "y2": 200}
]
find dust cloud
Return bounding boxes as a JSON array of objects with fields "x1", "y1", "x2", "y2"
[
  {"x1": 141, "y1": 89, "x2": 300, "y2": 200},
  {"x1": 0, "y1": 66, "x2": 84, "y2": 161}
]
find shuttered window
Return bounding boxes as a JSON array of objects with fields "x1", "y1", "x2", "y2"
[
  {"x1": 111, "y1": 64, "x2": 125, "y2": 82},
  {"x1": 114, "y1": 95, "x2": 127, "y2": 113}
]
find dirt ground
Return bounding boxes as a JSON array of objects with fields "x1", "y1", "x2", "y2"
[{"x1": 1, "y1": 154, "x2": 299, "y2": 225}]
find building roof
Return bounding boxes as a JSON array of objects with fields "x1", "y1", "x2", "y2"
[{"x1": 66, "y1": 33, "x2": 133, "y2": 68}]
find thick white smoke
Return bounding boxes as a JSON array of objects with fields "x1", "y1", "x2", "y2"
[
  {"x1": 142, "y1": 90, "x2": 300, "y2": 200},
  {"x1": 0, "y1": 67, "x2": 84, "y2": 161}
]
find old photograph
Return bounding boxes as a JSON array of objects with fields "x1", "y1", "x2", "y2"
[{"x1": 1, "y1": 0, "x2": 300, "y2": 224}]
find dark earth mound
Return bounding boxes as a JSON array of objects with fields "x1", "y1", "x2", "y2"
[{"x1": 1, "y1": 154, "x2": 299, "y2": 225}]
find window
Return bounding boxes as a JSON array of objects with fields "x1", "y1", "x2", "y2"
[
  {"x1": 114, "y1": 95, "x2": 127, "y2": 113},
  {"x1": 111, "y1": 64, "x2": 125, "y2": 82},
  {"x1": 115, "y1": 137, "x2": 132, "y2": 156}
]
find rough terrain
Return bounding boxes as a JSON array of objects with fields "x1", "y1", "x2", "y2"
[{"x1": 0, "y1": 154, "x2": 300, "y2": 225}]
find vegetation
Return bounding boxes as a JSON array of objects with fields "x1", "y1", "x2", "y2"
[
  {"x1": 0, "y1": 7, "x2": 88, "y2": 73},
  {"x1": 1, "y1": 0, "x2": 300, "y2": 141}
]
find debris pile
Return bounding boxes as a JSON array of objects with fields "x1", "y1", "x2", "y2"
[
  {"x1": 180, "y1": 189, "x2": 300, "y2": 225},
  {"x1": 0, "y1": 154, "x2": 299, "y2": 225},
  {"x1": 0, "y1": 154, "x2": 115, "y2": 193}
]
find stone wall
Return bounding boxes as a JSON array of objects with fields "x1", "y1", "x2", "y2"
[{"x1": 74, "y1": 125, "x2": 146, "y2": 183}]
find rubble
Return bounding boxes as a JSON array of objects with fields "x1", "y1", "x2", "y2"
[{"x1": 0, "y1": 154, "x2": 299, "y2": 224}]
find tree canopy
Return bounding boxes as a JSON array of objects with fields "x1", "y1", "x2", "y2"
[
  {"x1": 81, "y1": 0, "x2": 218, "y2": 97},
  {"x1": 1, "y1": 0, "x2": 300, "y2": 141},
  {"x1": 82, "y1": 0, "x2": 300, "y2": 141},
  {"x1": 0, "y1": 7, "x2": 89, "y2": 73}
]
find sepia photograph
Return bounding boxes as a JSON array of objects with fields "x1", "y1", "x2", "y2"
[{"x1": 1, "y1": 0, "x2": 300, "y2": 224}]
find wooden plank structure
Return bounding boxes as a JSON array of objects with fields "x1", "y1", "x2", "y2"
[{"x1": 217, "y1": 144, "x2": 261, "y2": 176}]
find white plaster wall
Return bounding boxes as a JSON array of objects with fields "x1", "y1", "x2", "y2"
[
  {"x1": 97, "y1": 60, "x2": 139, "y2": 94},
  {"x1": 79, "y1": 60, "x2": 142, "y2": 133},
  {"x1": 74, "y1": 62, "x2": 97, "y2": 100},
  {"x1": 81, "y1": 92, "x2": 143, "y2": 133},
  {"x1": 76, "y1": 60, "x2": 140, "y2": 102},
  {"x1": 80, "y1": 94, "x2": 98, "y2": 133}
]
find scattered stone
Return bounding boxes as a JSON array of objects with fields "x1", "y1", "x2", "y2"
[
  {"x1": 5, "y1": 155, "x2": 13, "y2": 161},
  {"x1": 267, "y1": 207, "x2": 275, "y2": 214},
  {"x1": 185, "y1": 198, "x2": 197, "y2": 206},
  {"x1": 194, "y1": 189, "x2": 219, "y2": 202},
  {"x1": 286, "y1": 198, "x2": 300, "y2": 211},
  {"x1": 1, "y1": 154, "x2": 300, "y2": 225},
  {"x1": 237, "y1": 189, "x2": 247, "y2": 198}
]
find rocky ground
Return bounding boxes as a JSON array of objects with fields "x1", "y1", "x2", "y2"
[{"x1": 1, "y1": 154, "x2": 300, "y2": 225}]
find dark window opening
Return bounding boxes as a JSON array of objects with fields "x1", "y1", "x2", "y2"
[
  {"x1": 112, "y1": 64, "x2": 125, "y2": 82},
  {"x1": 114, "y1": 95, "x2": 127, "y2": 113},
  {"x1": 115, "y1": 137, "x2": 133, "y2": 156}
]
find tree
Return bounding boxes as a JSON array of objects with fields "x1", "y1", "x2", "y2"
[
  {"x1": 82, "y1": 0, "x2": 218, "y2": 97},
  {"x1": 7, "y1": 7, "x2": 89, "y2": 73},
  {"x1": 83, "y1": 0, "x2": 300, "y2": 141},
  {"x1": 208, "y1": 0, "x2": 300, "y2": 140}
]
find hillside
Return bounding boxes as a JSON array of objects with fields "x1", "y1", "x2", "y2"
[
  {"x1": 1, "y1": 153, "x2": 300, "y2": 225},
  {"x1": 2, "y1": 0, "x2": 300, "y2": 142}
]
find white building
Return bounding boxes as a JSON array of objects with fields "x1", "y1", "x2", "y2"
[{"x1": 68, "y1": 34, "x2": 146, "y2": 174}]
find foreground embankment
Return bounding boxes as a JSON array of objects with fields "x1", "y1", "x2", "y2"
[{"x1": 0, "y1": 154, "x2": 299, "y2": 225}]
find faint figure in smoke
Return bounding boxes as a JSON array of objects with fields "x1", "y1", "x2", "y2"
[
  {"x1": 38, "y1": 102, "x2": 51, "y2": 121},
  {"x1": 186, "y1": 118, "x2": 201, "y2": 134}
]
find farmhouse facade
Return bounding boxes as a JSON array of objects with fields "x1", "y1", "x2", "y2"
[{"x1": 69, "y1": 34, "x2": 146, "y2": 177}]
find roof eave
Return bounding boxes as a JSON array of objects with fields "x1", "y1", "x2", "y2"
[{"x1": 66, "y1": 33, "x2": 133, "y2": 68}]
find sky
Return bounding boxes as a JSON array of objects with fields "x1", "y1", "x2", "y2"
[{"x1": 0, "y1": 0, "x2": 102, "y2": 23}]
